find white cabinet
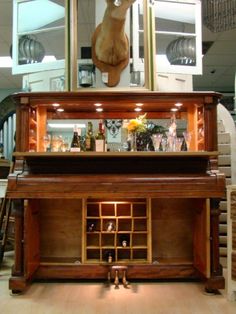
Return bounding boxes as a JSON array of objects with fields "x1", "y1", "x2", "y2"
[
  {"x1": 12, "y1": 0, "x2": 66, "y2": 75},
  {"x1": 132, "y1": 0, "x2": 202, "y2": 83}
]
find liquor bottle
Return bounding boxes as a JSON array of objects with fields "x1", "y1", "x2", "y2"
[
  {"x1": 70, "y1": 125, "x2": 81, "y2": 152},
  {"x1": 95, "y1": 120, "x2": 106, "y2": 152},
  {"x1": 85, "y1": 122, "x2": 95, "y2": 151}
]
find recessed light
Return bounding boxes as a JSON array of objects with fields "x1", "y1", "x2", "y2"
[
  {"x1": 96, "y1": 108, "x2": 103, "y2": 112},
  {"x1": 175, "y1": 102, "x2": 183, "y2": 107},
  {"x1": 52, "y1": 103, "x2": 60, "y2": 107},
  {"x1": 136, "y1": 103, "x2": 143, "y2": 107},
  {"x1": 94, "y1": 103, "x2": 102, "y2": 107},
  {"x1": 171, "y1": 108, "x2": 178, "y2": 112},
  {"x1": 134, "y1": 107, "x2": 142, "y2": 112},
  {"x1": 56, "y1": 108, "x2": 64, "y2": 112}
]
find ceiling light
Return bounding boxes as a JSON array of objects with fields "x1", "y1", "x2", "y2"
[
  {"x1": 94, "y1": 103, "x2": 102, "y2": 107},
  {"x1": 96, "y1": 108, "x2": 103, "y2": 112},
  {"x1": 134, "y1": 108, "x2": 142, "y2": 112},
  {"x1": 175, "y1": 102, "x2": 183, "y2": 107},
  {"x1": 136, "y1": 103, "x2": 143, "y2": 107},
  {"x1": 56, "y1": 108, "x2": 64, "y2": 112},
  {"x1": 171, "y1": 108, "x2": 178, "y2": 112},
  {"x1": 52, "y1": 103, "x2": 60, "y2": 107}
]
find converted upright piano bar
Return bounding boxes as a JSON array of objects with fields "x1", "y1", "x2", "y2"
[{"x1": 7, "y1": 91, "x2": 225, "y2": 293}]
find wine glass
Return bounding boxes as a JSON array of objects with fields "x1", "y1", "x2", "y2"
[
  {"x1": 61, "y1": 137, "x2": 69, "y2": 152},
  {"x1": 151, "y1": 133, "x2": 163, "y2": 152},
  {"x1": 161, "y1": 137, "x2": 168, "y2": 152},
  {"x1": 43, "y1": 134, "x2": 51, "y2": 152},
  {"x1": 51, "y1": 135, "x2": 60, "y2": 152},
  {"x1": 183, "y1": 131, "x2": 192, "y2": 151},
  {"x1": 175, "y1": 137, "x2": 184, "y2": 152}
]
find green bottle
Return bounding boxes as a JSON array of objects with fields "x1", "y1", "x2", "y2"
[{"x1": 85, "y1": 122, "x2": 95, "y2": 151}]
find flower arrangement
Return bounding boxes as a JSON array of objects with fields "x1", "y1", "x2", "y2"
[{"x1": 126, "y1": 113, "x2": 147, "y2": 133}]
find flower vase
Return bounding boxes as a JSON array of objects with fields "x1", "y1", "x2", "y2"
[{"x1": 130, "y1": 132, "x2": 137, "y2": 151}]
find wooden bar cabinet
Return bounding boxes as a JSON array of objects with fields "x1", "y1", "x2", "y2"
[{"x1": 7, "y1": 91, "x2": 225, "y2": 293}]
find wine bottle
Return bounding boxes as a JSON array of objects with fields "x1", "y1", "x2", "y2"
[
  {"x1": 70, "y1": 125, "x2": 81, "y2": 152},
  {"x1": 95, "y1": 120, "x2": 106, "y2": 152},
  {"x1": 85, "y1": 122, "x2": 95, "y2": 151}
]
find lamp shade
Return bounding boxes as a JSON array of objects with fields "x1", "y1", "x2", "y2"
[{"x1": 166, "y1": 37, "x2": 196, "y2": 66}]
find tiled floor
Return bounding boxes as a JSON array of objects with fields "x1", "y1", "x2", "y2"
[{"x1": 1, "y1": 251, "x2": 236, "y2": 314}]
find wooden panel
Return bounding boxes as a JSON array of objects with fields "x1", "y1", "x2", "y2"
[
  {"x1": 39, "y1": 199, "x2": 82, "y2": 260},
  {"x1": 151, "y1": 199, "x2": 194, "y2": 262},
  {"x1": 24, "y1": 199, "x2": 40, "y2": 279},
  {"x1": 193, "y1": 199, "x2": 210, "y2": 278}
]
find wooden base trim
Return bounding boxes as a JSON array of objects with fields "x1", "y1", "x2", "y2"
[{"x1": 34, "y1": 264, "x2": 198, "y2": 280}]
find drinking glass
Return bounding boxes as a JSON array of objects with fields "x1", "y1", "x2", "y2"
[
  {"x1": 61, "y1": 137, "x2": 69, "y2": 152},
  {"x1": 161, "y1": 137, "x2": 168, "y2": 152},
  {"x1": 175, "y1": 137, "x2": 184, "y2": 152},
  {"x1": 43, "y1": 134, "x2": 51, "y2": 152},
  {"x1": 183, "y1": 131, "x2": 192, "y2": 151},
  {"x1": 151, "y1": 133, "x2": 163, "y2": 152},
  {"x1": 51, "y1": 135, "x2": 60, "y2": 152}
]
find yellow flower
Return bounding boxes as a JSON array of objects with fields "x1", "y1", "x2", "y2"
[{"x1": 126, "y1": 113, "x2": 147, "y2": 133}]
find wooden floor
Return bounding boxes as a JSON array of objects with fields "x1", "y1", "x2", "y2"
[{"x1": 1, "y1": 251, "x2": 236, "y2": 314}]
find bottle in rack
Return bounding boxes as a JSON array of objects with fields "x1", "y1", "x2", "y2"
[
  {"x1": 70, "y1": 125, "x2": 81, "y2": 152},
  {"x1": 85, "y1": 122, "x2": 95, "y2": 151},
  {"x1": 95, "y1": 120, "x2": 106, "y2": 152}
]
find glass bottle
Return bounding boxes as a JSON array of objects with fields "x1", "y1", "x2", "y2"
[
  {"x1": 85, "y1": 122, "x2": 95, "y2": 151},
  {"x1": 70, "y1": 125, "x2": 81, "y2": 152},
  {"x1": 95, "y1": 120, "x2": 106, "y2": 152}
]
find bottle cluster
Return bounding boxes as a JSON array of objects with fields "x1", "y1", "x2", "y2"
[{"x1": 70, "y1": 120, "x2": 107, "y2": 152}]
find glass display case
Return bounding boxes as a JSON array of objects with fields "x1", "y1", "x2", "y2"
[{"x1": 12, "y1": 0, "x2": 66, "y2": 75}]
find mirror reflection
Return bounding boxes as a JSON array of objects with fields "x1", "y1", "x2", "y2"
[{"x1": 45, "y1": 117, "x2": 187, "y2": 152}]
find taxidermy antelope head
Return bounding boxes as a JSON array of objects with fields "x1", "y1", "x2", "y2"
[{"x1": 92, "y1": 0, "x2": 136, "y2": 87}]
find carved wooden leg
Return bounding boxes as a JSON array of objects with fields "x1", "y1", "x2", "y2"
[
  {"x1": 205, "y1": 199, "x2": 225, "y2": 292},
  {"x1": 11, "y1": 200, "x2": 24, "y2": 276},
  {"x1": 114, "y1": 270, "x2": 119, "y2": 288},
  {"x1": 122, "y1": 270, "x2": 128, "y2": 288},
  {"x1": 9, "y1": 199, "x2": 26, "y2": 293}
]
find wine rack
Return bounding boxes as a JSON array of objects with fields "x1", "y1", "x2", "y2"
[
  {"x1": 29, "y1": 108, "x2": 37, "y2": 152},
  {"x1": 83, "y1": 199, "x2": 151, "y2": 264},
  {"x1": 196, "y1": 105, "x2": 205, "y2": 151}
]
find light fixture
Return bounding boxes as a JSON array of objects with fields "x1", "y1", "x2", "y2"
[
  {"x1": 202, "y1": 0, "x2": 236, "y2": 33},
  {"x1": 52, "y1": 103, "x2": 60, "y2": 107},
  {"x1": 94, "y1": 103, "x2": 102, "y2": 107},
  {"x1": 166, "y1": 37, "x2": 196, "y2": 66},
  {"x1": 96, "y1": 108, "x2": 103, "y2": 112},
  {"x1": 171, "y1": 108, "x2": 178, "y2": 112},
  {"x1": 134, "y1": 107, "x2": 142, "y2": 112},
  {"x1": 56, "y1": 108, "x2": 64, "y2": 112},
  {"x1": 136, "y1": 103, "x2": 143, "y2": 107},
  {"x1": 175, "y1": 102, "x2": 183, "y2": 107}
]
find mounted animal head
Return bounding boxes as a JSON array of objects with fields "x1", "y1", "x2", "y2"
[{"x1": 92, "y1": 0, "x2": 136, "y2": 87}]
